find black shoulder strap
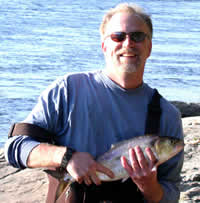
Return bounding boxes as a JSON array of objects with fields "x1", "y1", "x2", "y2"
[
  {"x1": 145, "y1": 89, "x2": 162, "y2": 134},
  {"x1": 8, "y1": 122, "x2": 55, "y2": 144}
]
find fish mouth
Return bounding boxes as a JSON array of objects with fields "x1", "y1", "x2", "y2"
[{"x1": 176, "y1": 142, "x2": 184, "y2": 152}]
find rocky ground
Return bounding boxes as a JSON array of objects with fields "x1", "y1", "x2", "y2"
[
  {"x1": 179, "y1": 116, "x2": 200, "y2": 203},
  {"x1": 0, "y1": 102, "x2": 200, "y2": 203}
]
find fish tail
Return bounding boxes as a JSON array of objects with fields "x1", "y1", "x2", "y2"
[
  {"x1": 55, "y1": 180, "x2": 73, "y2": 202},
  {"x1": 44, "y1": 169, "x2": 65, "y2": 180}
]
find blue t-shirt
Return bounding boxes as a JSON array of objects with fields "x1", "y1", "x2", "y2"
[{"x1": 5, "y1": 70, "x2": 184, "y2": 203}]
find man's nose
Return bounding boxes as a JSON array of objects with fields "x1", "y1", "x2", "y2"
[{"x1": 122, "y1": 35, "x2": 135, "y2": 48}]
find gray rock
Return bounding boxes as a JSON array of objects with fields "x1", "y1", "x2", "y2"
[
  {"x1": 0, "y1": 149, "x2": 48, "y2": 203},
  {"x1": 179, "y1": 117, "x2": 200, "y2": 203},
  {"x1": 171, "y1": 101, "x2": 200, "y2": 118}
]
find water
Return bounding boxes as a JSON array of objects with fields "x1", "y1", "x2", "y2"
[{"x1": 0, "y1": 0, "x2": 200, "y2": 147}]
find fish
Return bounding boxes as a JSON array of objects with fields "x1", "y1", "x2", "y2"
[
  {"x1": 95, "y1": 135, "x2": 184, "y2": 181},
  {"x1": 45, "y1": 135, "x2": 184, "y2": 201}
]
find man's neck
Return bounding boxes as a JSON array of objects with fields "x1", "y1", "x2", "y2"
[{"x1": 104, "y1": 68, "x2": 144, "y2": 89}]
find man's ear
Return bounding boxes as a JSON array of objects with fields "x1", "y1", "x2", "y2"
[
  {"x1": 102, "y1": 41, "x2": 107, "y2": 53},
  {"x1": 147, "y1": 40, "x2": 152, "y2": 58}
]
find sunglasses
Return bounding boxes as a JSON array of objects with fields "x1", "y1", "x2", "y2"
[{"x1": 107, "y1": 31, "x2": 149, "y2": 43}]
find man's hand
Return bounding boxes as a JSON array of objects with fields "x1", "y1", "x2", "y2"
[
  {"x1": 67, "y1": 152, "x2": 114, "y2": 186},
  {"x1": 121, "y1": 146, "x2": 164, "y2": 203}
]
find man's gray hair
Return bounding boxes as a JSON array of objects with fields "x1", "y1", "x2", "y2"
[{"x1": 100, "y1": 3, "x2": 153, "y2": 40}]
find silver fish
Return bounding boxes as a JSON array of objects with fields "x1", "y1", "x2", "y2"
[
  {"x1": 96, "y1": 135, "x2": 184, "y2": 181},
  {"x1": 45, "y1": 135, "x2": 184, "y2": 201}
]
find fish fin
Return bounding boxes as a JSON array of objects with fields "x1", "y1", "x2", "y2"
[
  {"x1": 121, "y1": 177, "x2": 129, "y2": 183},
  {"x1": 111, "y1": 143, "x2": 122, "y2": 148},
  {"x1": 55, "y1": 180, "x2": 72, "y2": 202},
  {"x1": 111, "y1": 144, "x2": 115, "y2": 149},
  {"x1": 111, "y1": 139, "x2": 131, "y2": 149}
]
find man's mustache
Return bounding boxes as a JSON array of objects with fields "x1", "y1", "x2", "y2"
[{"x1": 116, "y1": 48, "x2": 139, "y2": 56}]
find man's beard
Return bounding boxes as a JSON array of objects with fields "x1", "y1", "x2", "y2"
[
  {"x1": 113, "y1": 55, "x2": 141, "y2": 73},
  {"x1": 106, "y1": 57, "x2": 140, "y2": 73},
  {"x1": 115, "y1": 48, "x2": 141, "y2": 73},
  {"x1": 118, "y1": 62, "x2": 139, "y2": 73}
]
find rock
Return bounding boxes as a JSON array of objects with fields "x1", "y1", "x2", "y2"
[
  {"x1": 1, "y1": 116, "x2": 200, "y2": 202},
  {"x1": 179, "y1": 116, "x2": 200, "y2": 203},
  {"x1": 0, "y1": 148, "x2": 48, "y2": 203},
  {"x1": 171, "y1": 101, "x2": 200, "y2": 118}
]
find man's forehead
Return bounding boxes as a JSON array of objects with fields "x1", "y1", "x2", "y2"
[{"x1": 105, "y1": 12, "x2": 148, "y2": 34}]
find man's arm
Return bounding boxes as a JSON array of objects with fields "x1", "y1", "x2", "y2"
[
  {"x1": 27, "y1": 143, "x2": 65, "y2": 168},
  {"x1": 5, "y1": 136, "x2": 114, "y2": 186}
]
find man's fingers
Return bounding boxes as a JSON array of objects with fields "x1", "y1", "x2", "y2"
[
  {"x1": 89, "y1": 173, "x2": 101, "y2": 185},
  {"x1": 145, "y1": 147, "x2": 158, "y2": 167},
  {"x1": 84, "y1": 175, "x2": 92, "y2": 185},
  {"x1": 121, "y1": 155, "x2": 133, "y2": 175},
  {"x1": 82, "y1": 162, "x2": 115, "y2": 185},
  {"x1": 96, "y1": 163, "x2": 115, "y2": 179},
  {"x1": 129, "y1": 147, "x2": 141, "y2": 172},
  {"x1": 76, "y1": 176, "x2": 83, "y2": 184}
]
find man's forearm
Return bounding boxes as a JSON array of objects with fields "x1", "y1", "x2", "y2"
[
  {"x1": 141, "y1": 181, "x2": 164, "y2": 203},
  {"x1": 27, "y1": 143, "x2": 66, "y2": 168}
]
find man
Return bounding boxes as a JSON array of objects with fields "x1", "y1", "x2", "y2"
[{"x1": 5, "y1": 3, "x2": 184, "y2": 203}]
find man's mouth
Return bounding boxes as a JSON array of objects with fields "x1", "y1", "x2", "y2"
[
  {"x1": 120, "y1": 53, "x2": 136, "y2": 57},
  {"x1": 119, "y1": 52, "x2": 138, "y2": 58}
]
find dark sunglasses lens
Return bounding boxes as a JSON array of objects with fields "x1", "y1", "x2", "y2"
[
  {"x1": 111, "y1": 32, "x2": 126, "y2": 42},
  {"x1": 130, "y1": 32, "x2": 146, "y2": 42}
]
